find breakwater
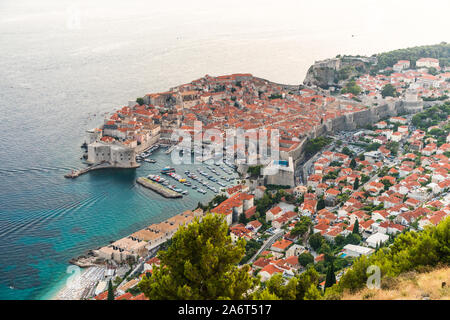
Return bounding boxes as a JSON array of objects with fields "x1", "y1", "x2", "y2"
[
  {"x1": 64, "y1": 162, "x2": 140, "y2": 179},
  {"x1": 136, "y1": 177, "x2": 183, "y2": 198}
]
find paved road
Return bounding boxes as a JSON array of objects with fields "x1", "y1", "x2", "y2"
[
  {"x1": 247, "y1": 229, "x2": 284, "y2": 264},
  {"x1": 115, "y1": 246, "x2": 160, "y2": 290},
  {"x1": 301, "y1": 141, "x2": 336, "y2": 183}
]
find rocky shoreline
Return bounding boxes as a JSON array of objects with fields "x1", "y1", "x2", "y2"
[{"x1": 69, "y1": 249, "x2": 106, "y2": 268}]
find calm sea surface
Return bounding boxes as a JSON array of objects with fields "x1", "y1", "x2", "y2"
[{"x1": 0, "y1": 0, "x2": 449, "y2": 299}]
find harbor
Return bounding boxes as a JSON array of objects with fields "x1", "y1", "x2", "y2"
[
  {"x1": 136, "y1": 177, "x2": 182, "y2": 198},
  {"x1": 54, "y1": 148, "x2": 243, "y2": 299}
]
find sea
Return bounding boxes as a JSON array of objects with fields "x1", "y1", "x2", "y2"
[{"x1": 1, "y1": 0, "x2": 449, "y2": 299}]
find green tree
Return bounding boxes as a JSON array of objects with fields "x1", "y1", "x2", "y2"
[
  {"x1": 265, "y1": 274, "x2": 297, "y2": 300},
  {"x1": 298, "y1": 252, "x2": 314, "y2": 267},
  {"x1": 305, "y1": 137, "x2": 333, "y2": 157},
  {"x1": 238, "y1": 213, "x2": 249, "y2": 225},
  {"x1": 136, "y1": 97, "x2": 145, "y2": 105},
  {"x1": 317, "y1": 198, "x2": 326, "y2": 211},
  {"x1": 209, "y1": 194, "x2": 227, "y2": 207},
  {"x1": 350, "y1": 158, "x2": 357, "y2": 169},
  {"x1": 346, "y1": 233, "x2": 361, "y2": 245},
  {"x1": 320, "y1": 242, "x2": 334, "y2": 263},
  {"x1": 342, "y1": 146, "x2": 353, "y2": 157},
  {"x1": 304, "y1": 284, "x2": 322, "y2": 300},
  {"x1": 353, "y1": 177, "x2": 359, "y2": 190},
  {"x1": 336, "y1": 217, "x2": 450, "y2": 294},
  {"x1": 341, "y1": 80, "x2": 362, "y2": 95},
  {"x1": 335, "y1": 234, "x2": 346, "y2": 246},
  {"x1": 381, "y1": 84, "x2": 398, "y2": 98},
  {"x1": 107, "y1": 279, "x2": 114, "y2": 301},
  {"x1": 428, "y1": 67, "x2": 438, "y2": 76},
  {"x1": 295, "y1": 267, "x2": 321, "y2": 300},
  {"x1": 309, "y1": 233, "x2": 324, "y2": 251},
  {"x1": 365, "y1": 142, "x2": 381, "y2": 152},
  {"x1": 138, "y1": 214, "x2": 257, "y2": 299},
  {"x1": 374, "y1": 43, "x2": 450, "y2": 70},
  {"x1": 323, "y1": 284, "x2": 343, "y2": 300},
  {"x1": 252, "y1": 288, "x2": 280, "y2": 300},
  {"x1": 353, "y1": 219, "x2": 360, "y2": 235},
  {"x1": 324, "y1": 262, "x2": 336, "y2": 289},
  {"x1": 247, "y1": 165, "x2": 263, "y2": 178},
  {"x1": 291, "y1": 216, "x2": 312, "y2": 238}
]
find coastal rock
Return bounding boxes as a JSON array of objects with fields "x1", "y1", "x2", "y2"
[{"x1": 303, "y1": 56, "x2": 376, "y2": 88}]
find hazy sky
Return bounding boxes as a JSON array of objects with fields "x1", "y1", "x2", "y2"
[{"x1": 1, "y1": 0, "x2": 449, "y2": 85}]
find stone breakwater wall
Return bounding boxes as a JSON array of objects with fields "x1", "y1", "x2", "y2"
[
  {"x1": 65, "y1": 162, "x2": 140, "y2": 178},
  {"x1": 136, "y1": 177, "x2": 182, "y2": 198}
]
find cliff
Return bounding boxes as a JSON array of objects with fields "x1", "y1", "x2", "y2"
[{"x1": 303, "y1": 56, "x2": 376, "y2": 88}]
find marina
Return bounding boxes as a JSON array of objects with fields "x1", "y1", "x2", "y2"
[
  {"x1": 133, "y1": 149, "x2": 241, "y2": 200},
  {"x1": 164, "y1": 145, "x2": 176, "y2": 155},
  {"x1": 136, "y1": 144, "x2": 160, "y2": 163}
]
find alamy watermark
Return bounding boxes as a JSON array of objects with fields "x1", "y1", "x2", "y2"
[
  {"x1": 169, "y1": 121, "x2": 281, "y2": 175},
  {"x1": 65, "y1": 265, "x2": 82, "y2": 288},
  {"x1": 366, "y1": 265, "x2": 381, "y2": 289}
]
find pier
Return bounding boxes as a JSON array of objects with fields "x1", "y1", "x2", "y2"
[
  {"x1": 64, "y1": 162, "x2": 140, "y2": 179},
  {"x1": 136, "y1": 177, "x2": 182, "y2": 198},
  {"x1": 165, "y1": 145, "x2": 176, "y2": 154}
]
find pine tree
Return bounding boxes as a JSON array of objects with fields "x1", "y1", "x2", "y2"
[
  {"x1": 353, "y1": 218, "x2": 360, "y2": 234},
  {"x1": 304, "y1": 284, "x2": 322, "y2": 300},
  {"x1": 353, "y1": 177, "x2": 360, "y2": 190},
  {"x1": 107, "y1": 279, "x2": 114, "y2": 300},
  {"x1": 324, "y1": 262, "x2": 336, "y2": 289},
  {"x1": 138, "y1": 213, "x2": 258, "y2": 299}
]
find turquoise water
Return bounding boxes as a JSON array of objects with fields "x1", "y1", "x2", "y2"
[
  {"x1": 2, "y1": 0, "x2": 448, "y2": 301},
  {"x1": 0, "y1": 135, "x2": 225, "y2": 299},
  {"x1": 0, "y1": 143, "x2": 223, "y2": 299}
]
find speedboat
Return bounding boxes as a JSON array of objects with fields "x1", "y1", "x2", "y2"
[{"x1": 161, "y1": 167, "x2": 176, "y2": 174}]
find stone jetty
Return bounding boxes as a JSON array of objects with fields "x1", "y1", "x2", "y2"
[
  {"x1": 64, "y1": 162, "x2": 140, "y2": 179},
  {"x1": 136, "y1": 177, "x2": 182, "y2": 198}
]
